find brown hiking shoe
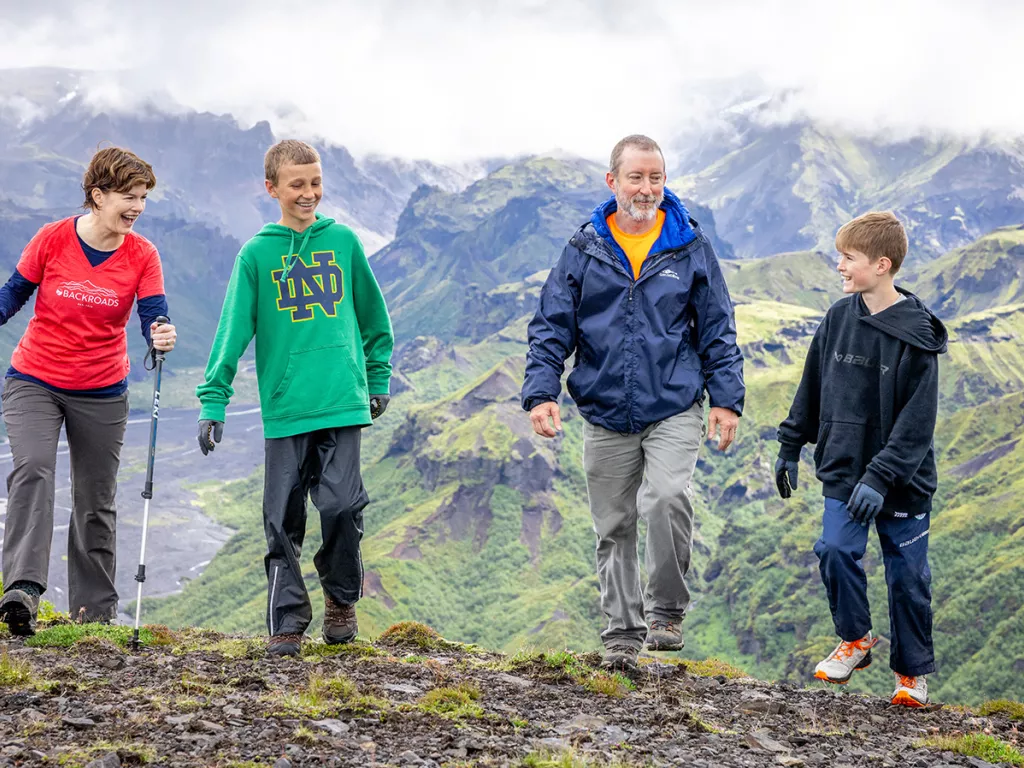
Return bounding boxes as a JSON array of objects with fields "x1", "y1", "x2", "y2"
[
  {"x1": 645, "y1": 618, "x2": 684, "y2": 651},
  {"x1": 323, "y1": 595, "x2": 358, "y2": 645},
  {"x1": 601, "y1": 643, "x2": 639, "y2": 671},
  {"x1": 0, "y1": 589, "x2": 39, "y2": 637},
  {"x1": 267, "y1": 633, "x2": 303, "y2": 657}
]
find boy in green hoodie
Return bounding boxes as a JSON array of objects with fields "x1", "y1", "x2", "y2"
[{"x1": 196, "y1": 140, "x2": 394, "y2": 657}]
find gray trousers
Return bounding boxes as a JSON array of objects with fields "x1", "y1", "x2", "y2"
[
  {"x1": 2, "y1": 378, "x2": 129, "y2": 621},
  {"x1": 263, "y1": 427, "x2": 369, "y2": 637},
  {"x1": 583, "y1": 403, "x2": 705, "y2": 649}
]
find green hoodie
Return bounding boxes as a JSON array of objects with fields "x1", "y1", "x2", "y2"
[{"x1": 196, "y1": 214, "x2": 393, "y2": 438}]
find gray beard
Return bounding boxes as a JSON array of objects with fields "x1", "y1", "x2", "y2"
[{"x1": 616, "y1": 191, "x2": 663, "y2": 222}]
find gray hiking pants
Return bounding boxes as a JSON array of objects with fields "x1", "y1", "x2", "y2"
[
  {"x1": 1, "y1": 377, "x2": 129, "y2": 621},
  {"x1": 583, "y1": 403, "x2": 705, "y2": 649},
  {"x1": 263, "y1": 426, "x2": 369, "y2": 637}
]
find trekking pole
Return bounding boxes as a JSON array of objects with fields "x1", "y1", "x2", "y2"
[{"x1": 130, "y1": 315, "x2": 169, "y2": 652}]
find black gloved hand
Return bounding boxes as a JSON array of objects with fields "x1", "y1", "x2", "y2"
[
  {"x1": 369, "y1": 394, "x2": 390, "y2": 420},
  {"x1": 198, "y1": 420, "x2": 224, "y2": 456},
  {"x1": 847, "y1": 482, "x2": 884, "y2": 526},
  {"x1": 775, "y1": 457, "x2": 799, "y2": 499}
]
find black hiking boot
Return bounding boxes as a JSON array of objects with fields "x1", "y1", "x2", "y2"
[
  {"x1": 323, "y1": 596, "x2": 358, "y2": 645},
  {"x1": 645, "y1": 618, "x2": 684, "y2": 651},
  {"x1": 267, "y1": 633, "x2": 303, "y2": 657},
  {"x1": 0, "y1": 588, "x2": 39, "y2": 637},
  {"x1": 601, "y1": 643, "x2": 639, "y2": 671}
]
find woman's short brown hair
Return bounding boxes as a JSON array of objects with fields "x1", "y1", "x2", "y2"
[{"x1": 82, "y1": 146, "x2": 157, "y2": 210}]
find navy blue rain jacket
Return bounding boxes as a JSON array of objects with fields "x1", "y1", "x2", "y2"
[{"x1": 522, "y1": 189, "x2": 745, "y2": 433}]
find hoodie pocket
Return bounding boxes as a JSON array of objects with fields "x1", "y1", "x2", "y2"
[
  {"x1": 269, "y1": 344, "x2": 366, "y2": 418},
  {"x1": 814, "y1": 420, "x2": 882, "y2": 486},
  {"x1": 812, "y1": 422, "x2": 832, "y2": 466}
]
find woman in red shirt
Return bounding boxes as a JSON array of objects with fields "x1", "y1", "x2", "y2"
[{"x1": 0, "y1": 147, "x2": 177, "y2": 633}]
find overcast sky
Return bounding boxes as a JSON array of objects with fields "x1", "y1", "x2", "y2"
[{"x1": 0, "y1": 0, "x2": 1021, "y2": 160}]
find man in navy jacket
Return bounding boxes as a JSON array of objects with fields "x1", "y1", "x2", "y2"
[{"x1": 522, "y1": 135, "x2": 745, "y2": 669}]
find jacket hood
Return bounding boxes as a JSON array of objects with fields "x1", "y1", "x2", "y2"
[
  {"x1": 856, "y1": 287, "x2": 948, "y2": 353},
  {"x1": 589, "y1": 188, "x2": 697, "y2": 253}
]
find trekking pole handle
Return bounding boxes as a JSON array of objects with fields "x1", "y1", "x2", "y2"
[{"x1": 152, "y1": 315, "x2": 169, "y2": 363}]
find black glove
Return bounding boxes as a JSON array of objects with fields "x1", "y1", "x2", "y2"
[
  {"x1": 198, "y1": 420, "x2": 224, "y2": 456},
  {"x1": 369, "y1": 394, "x2": 390, "y2": 420},
  {"x1": 847, "y1": 482, "x2": 884, "y2": 526},
  {"x1": 775, "y1": 457, "x2": 799, "y2": 499}
]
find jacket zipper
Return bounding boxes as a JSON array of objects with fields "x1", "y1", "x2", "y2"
[{"x1": 585, "y1": 236, "x2": 697, "y2": 432}]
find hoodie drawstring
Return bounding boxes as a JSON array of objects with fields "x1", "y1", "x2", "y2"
[{"x1": 279, "y1": 225, "x2": 315, "y2": 284}]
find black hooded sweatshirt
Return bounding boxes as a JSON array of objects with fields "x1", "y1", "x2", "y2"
[{"x1": 778, "y1": 287, "x2": 948, "y2": 515}]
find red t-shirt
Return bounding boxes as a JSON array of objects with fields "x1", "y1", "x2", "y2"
[{"x1": 11, "y1": 218, "x2": 165, "y2": 389}]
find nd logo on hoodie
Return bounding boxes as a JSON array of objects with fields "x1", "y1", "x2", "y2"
[{"x1": 273, "y1": 251, "x2": 345, "y2": 322}]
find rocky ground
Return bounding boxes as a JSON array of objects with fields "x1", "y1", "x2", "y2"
[{"x1": 0, "y1": 622, "x2": 1020, "y2": 768}]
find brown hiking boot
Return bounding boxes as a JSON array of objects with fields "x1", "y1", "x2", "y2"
[
  {"x1": 601, "y1": 643, "x2": 639, "y2": 671},
  {"x1": 0, "y1": 589, "x2": 39, "y2": 637},
  {"x1": 323, "y1": 595, "x2": 358, "y2": 645},
  {"x1": 645, "y1": 618, "x2": 684, "y2": 651},
  {"x1": 267, "y1": 633, "x2": 303, "y2": 657}
]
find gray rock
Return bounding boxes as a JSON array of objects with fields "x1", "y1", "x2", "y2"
[
  {"x1": 537, "y1": 737, "x2": 571, "y2": 752},
  {"x1": 383, "y1": 683, "x2": 424, "y2": 695},
  {"x1": 965, "y1": 759, "x2": 997, "y2": 768},
  {"x1": 776, "y1": 758, "x2": 805, "y2": 768},
  {"x1": 494, "y1": 673, "x2": 534, "y2": 688},
  {"x1": 165, "y1": 714, "x2": 195, "y2": 726},
  {"x1": 61, "y1": 716, "x2": 96, "y2": 729},
  {"x1": 197, "y1": 720, "x2": 225, "y2": 733},
  {"x1": 596, "y1": 725, "x2": 630, "y2": 745},
  {"x1": 273, "y1": 760, "x2": 292, "y2": 768},
  {"x1": 744, "y1": 731, "x2": 791, "y2": 753},
  {"x1": 555, "y1": 714, "x2": 607, "y2": 735},
  {"x1": 399, "y1": 751, "x2": 424, "y2": 765},
  {"x1": 84, "y1": 754, "x2": 121, "y2": 768},
  {"x1": 312, "y1": 719, "x2": 351, "y2": 737},
  {"x1": 93, "y1": 656, "x2": 124, "y2": 671},
  {"x1": 223, "y1": 706, "x2": 243, "y2": 717}
]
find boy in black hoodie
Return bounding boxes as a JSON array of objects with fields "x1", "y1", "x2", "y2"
[{"x1": 776, "y1": 211, "x2": 947, "y2": 707}]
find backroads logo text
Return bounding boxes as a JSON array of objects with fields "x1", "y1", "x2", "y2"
[{"x1": 55, "y1": 280, "x2": 120, "y2": 307}]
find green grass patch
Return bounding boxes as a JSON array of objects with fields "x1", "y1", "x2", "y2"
[
  {"x1": 378, "y1": 621, "x2": 467, "y2": 652},
  {"x1": 291, "y1": 725, "x2": 320, "y2": 746},
  {"x1": 26, "y1": 623, "x2": 154, "y2": 649},
  {"x1": 301, "y1": 639, "x2": 388, "y2": 660},
  {"x1": 518, "y1": 748, "x2": 636, "y2": 767},
  {"x1": 680, "y1": 658, "x2": 749, "y2": 679},
  {"x1": 418, "y1": 683, "x2": 484, "y2": 719},
  {"x1": 274, "y1": 672, "x2": 388, "y2": 718},
  {"x1": 914, "y1": 734, "x2": 1024, "y2": 766},
  {"x1": 977, "y1": 699, "x2": 1024, "y2": 721},
  {"x1": 55, "y1": 741, "x2": 158, "y2": 767},
  {"x1": 582, "y1": 671, "x2": 635, "y2": 698},
  {"x1": 0, "y1": 651, "x2": 32, "y2": 687}
]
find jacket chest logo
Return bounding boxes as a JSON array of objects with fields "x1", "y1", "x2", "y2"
[
  {"x1": 834, "y1": 351, "x2": 890, "y2": 375},
  {"x1": 272, "y1": 251, "x2": 344, "y2": 322}
]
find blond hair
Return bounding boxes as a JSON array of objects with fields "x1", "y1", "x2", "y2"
[
  {"x1": 264, "y1": 139, "x2": 321, "y2": 185},
  {"x1": 835, "y1": 211, "x2": 908, "y2": 274}
]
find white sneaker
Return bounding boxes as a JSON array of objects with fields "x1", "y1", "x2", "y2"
[
  {"x1": 813, "y1": 632, "x2": 877, "y2": 684},
  {"x1": 891, "y1": 673, "x2": 928, "y2": 707}
]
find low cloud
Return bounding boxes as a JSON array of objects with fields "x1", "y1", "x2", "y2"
[{"x1": 0, "y1": 0, "x2": 1020, "y2": 161}]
